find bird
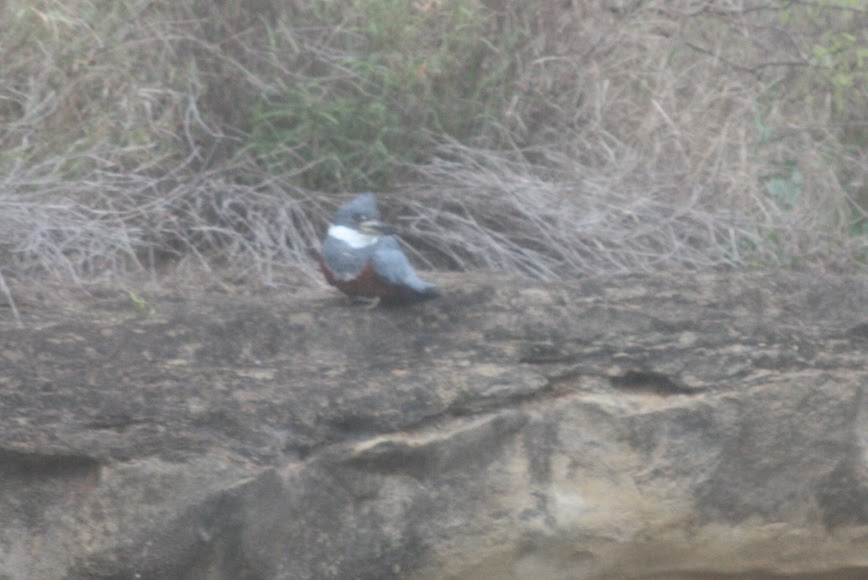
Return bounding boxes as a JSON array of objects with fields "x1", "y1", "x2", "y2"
[{"x1": 320, "y1": 193, "x2": 438, "y2": 306}]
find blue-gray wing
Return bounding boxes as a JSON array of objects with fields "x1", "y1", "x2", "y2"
[{"x1": 370, "y1": 237, "x2": 436, "y2": 294}]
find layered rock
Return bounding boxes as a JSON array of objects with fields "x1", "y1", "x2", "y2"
[{"x1": 1, "y1": 272, "x2": 866, "y2": 579}]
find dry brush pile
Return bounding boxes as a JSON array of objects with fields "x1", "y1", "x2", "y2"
[{"x1": 0, "y1": 0, "x2": 865, "y2": 309}]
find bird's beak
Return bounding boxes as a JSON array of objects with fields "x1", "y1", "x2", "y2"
[{"x1": 359, "y1": 219, "x2": 396, "y2": 236}]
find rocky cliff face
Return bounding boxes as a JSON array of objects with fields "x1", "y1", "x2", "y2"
[{"x1": 1, "y1": 272, "x2": 866, "y2": 579}]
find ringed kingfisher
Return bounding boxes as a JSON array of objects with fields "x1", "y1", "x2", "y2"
[{"x1": 320, "y1": 194, "x2": 438, "y2": 305}]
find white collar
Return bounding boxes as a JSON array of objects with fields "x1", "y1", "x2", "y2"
[{"x1": 328, "y1": 224, "x2": 379, "y2": 248}]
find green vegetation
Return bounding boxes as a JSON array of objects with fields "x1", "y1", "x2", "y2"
[
  {"x1": 0, "y1": 0, "x2": 865, "y2": 302},
  {"x1": 246, "y1": 0, "x2": 515, "y2": 190},
  {"x1": 127, "y1": 291, "x2": 156, "y2": 316}
]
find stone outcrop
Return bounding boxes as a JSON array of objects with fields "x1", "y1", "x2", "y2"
[{"x1": 1, "y1": 272, "x2": 866, "y2": 579}]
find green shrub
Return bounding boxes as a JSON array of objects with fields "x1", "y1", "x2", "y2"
[{"x1": 244, "y1": 0, "x2": 517, "y2": 190}]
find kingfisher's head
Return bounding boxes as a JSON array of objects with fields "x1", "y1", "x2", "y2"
[{"x1": 327, "y1": 193, "x2": 396, "y2": 248}]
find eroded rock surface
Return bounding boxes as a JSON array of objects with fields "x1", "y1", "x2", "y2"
[{"x1": 1, "y1": 272, "x2": 866, "y2": 579}]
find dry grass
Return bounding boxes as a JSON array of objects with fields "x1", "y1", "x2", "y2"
[
  {"x1": 0, "y1": 161, "x2": 329, "y2": 282},
  {"x1": 398, "y1": 141, "x2": 756, "y2": 277},
  {"x1": 1, "y1": 0, "x2": 866, "y2": 320}
]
